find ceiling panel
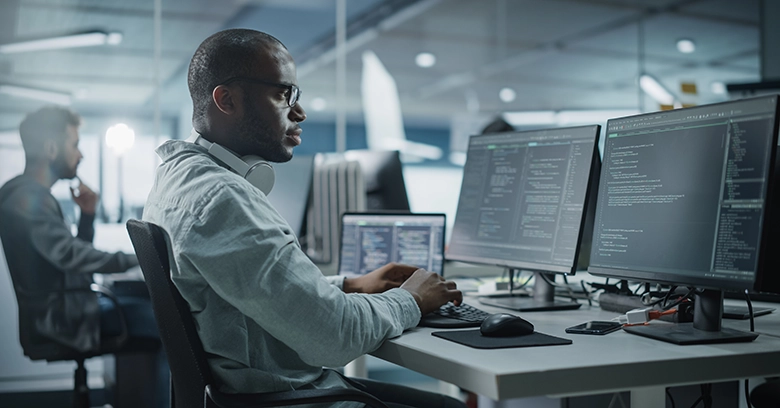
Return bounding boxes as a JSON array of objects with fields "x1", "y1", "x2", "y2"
[
  {"x1": 19, "y1": 0, "x2": 241, "y2": 18},
  {"x1": 0, "y1": 0, "x2": 768, "y2": 128},
  {"x1": 680, "y1": 0, "x2": 760, "y2": 24},
  {"x1": 501, "y1": 51, "x2": 640, "y2": 86}
]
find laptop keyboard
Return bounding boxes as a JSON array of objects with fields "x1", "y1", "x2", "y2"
[{"x1": 419, "y1": 302, "x2": 492, "y2": 328}]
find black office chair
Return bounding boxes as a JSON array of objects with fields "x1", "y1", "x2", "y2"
[
  {"x1": 750, "y1": 378, "x2": 780, "y2": 408},
  {"x1": 126, "y1": 219, "x2": 388, "y2": 408},
  {"x1": 6, "y1": 274, "x2": 151, "y2": 408}
]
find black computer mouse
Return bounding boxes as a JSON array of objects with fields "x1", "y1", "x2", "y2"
[{"x1": 480, "y1": 313, "x2": 535, "y2": 337}]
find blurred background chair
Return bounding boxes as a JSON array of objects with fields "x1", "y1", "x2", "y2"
[{"x1": 7, "y1": 280, "x2": 157, "y2": 408}]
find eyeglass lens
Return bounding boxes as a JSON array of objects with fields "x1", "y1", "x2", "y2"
[{"x1": 289, "y1": 86, "x2": 300, "y2": 107}]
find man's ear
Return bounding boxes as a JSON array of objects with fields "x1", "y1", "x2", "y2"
[
  {"x1": 212, "y1": 85, "x2": 242, "y2": 116},
  {"x1": 43, "y1": 139, "x2": 59, "y2": 161}
]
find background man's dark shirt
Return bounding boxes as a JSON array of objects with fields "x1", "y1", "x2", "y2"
[{"x1": 0, "y1": 175, "x2": 137, "y2": 352}]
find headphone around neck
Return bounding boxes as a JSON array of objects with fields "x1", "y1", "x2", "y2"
[{"x1": 193, "y1": 132, "x2": 275, "y2": 195}]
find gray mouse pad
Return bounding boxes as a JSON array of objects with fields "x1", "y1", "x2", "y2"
[{"x1": 432, "y1": 329, "x2": 572, "y2": 349}]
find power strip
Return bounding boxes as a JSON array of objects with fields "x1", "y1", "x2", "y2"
[{"x1": 598, "y1": 293, "x2": 693, "y2": 323}]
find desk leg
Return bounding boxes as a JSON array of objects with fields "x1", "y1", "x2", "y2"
[
  {"x1": 631, "y1": 386, "x2": 665, "y2": 408},
  {"x1": 344, "y1": 355, "x2": 368, "y2": 378}
]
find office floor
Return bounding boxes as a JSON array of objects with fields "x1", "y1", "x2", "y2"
[{"x1": 0, "y1": 389, "x2": 109, "y2": 408}]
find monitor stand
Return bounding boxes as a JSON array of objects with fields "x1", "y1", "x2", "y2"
[
  {"x1": 479, "y1": 271, "x2": 581, "y2": 312},
  {"x1": 622, "y1": 290, "x2": 758, "y2": 345}
]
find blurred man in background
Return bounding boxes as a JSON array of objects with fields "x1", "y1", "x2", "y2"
[{"x1": 0, "y1": 106, "x2": 167, "y2": 408}]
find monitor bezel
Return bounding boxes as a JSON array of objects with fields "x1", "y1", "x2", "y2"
[
  {"x1": 337, "y1": 211, "x2": 447, "y2": 276},
  {"x1": 445, "y1": 124, "x2": 602, "y2": 276},
  {"x1": 588, "y1": 95, "x2": 780, "y2": 293}
]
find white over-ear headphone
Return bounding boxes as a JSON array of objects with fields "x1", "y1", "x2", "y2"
[{"x1": 193, "y1": 132, "x2": 275, "y2": 195}]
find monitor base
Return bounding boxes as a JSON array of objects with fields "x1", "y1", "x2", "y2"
[
  {"x1": 623, "y1": 323, "x2": 758, "y2": 345},
  {"x1": 479, "y1": 297, "x2": 582, "y2": 312},
  {"x1": 722, "y1": 305, "x2": 775, "y2": 320}
]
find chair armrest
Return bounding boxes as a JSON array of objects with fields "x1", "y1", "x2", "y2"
[
  {"x1": 205, "y1": 384, "x2": 388, "y2": 408},
  {"x1": 15, "y1": 284, "x2": 130, "y2": 349}
]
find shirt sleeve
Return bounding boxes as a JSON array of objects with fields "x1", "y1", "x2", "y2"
[
  {"x1": 325, "y1": 275, "x2": 346, "y2": 290},
  {"x1": 23, "y1": 191, "x2": 137, "y2": 274},
  {"x1": 76, "y1": 211, "x2": 95, "y2": 243},
  {"x1": 175, "y1": 183, "x2": 421, "y2": 368}
]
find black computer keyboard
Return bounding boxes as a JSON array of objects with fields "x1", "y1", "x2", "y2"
[{"x1": 418, "y1": 302, "x2": 492, "y2": 328}]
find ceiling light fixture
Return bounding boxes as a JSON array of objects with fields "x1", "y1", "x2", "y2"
[
  {"x1": 639, "y1": 74, "x2": 676, "y2": 106},
  {"x1": 676, "y1": 38, "x2": 696, "y2": 54},
  {"x1": 415, "y1": 52, "x2": 436, "y2": 68},
  {"x1": 105, "y1": 124, "x2": 135, "y2": 156},
  {"x1": 0, "y1": 30, "x2": 123, "y2": 54},
  {"x1": 0, "y1": 84, "x2": 72, "y2": 105},
  {"x1": 499, "y1": 87, "x2": 516, "y2": 103},
  {"x1": 503, "y1": 109, "x2": 639, "y2": 126},
  {"x1": 503, "y1": 111, "x2": 557, "y2": 125}
]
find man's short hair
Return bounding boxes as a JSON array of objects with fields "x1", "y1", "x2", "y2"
[
  {"x1": 19, "y1": 106, "x2": 80, "y2": 159},
  {"x1": 188, "y1": 29, "x2": 286, "y2": 127}
]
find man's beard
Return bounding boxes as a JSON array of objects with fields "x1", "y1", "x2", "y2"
[
  {"x1": 237, "y1": 97, "x2": 293, "y2": 163},
  {"x1": 52, "y1": 153, "x2": 77, "y2": 179}
]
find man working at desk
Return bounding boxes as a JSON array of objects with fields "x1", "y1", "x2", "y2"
[
  {"x1": 0, "y1": 106, "x2": 168, "y2": 408},
  {"x1": 143, "y1": 29, "x2": 465, "y2": 408}
]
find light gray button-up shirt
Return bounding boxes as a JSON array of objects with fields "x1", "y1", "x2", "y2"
[{"x1": 143, "y1": 140, "x2": 421, "y2": 404}]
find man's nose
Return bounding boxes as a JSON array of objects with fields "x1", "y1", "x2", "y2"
[{"x1": 291, "y1": 102, "x2": 306, "y2": 123}]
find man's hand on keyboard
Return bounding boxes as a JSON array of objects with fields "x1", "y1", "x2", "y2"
[
  {"x1": 400, "y1": 269, "x2": 463, "y2": 315},
  {"x1": 343, "y1": 263, "x2": 418, "y2": 294}
]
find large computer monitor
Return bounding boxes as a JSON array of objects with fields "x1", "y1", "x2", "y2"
[
  {"x1": 343, "y1": 150, "x2": 410, "y2": 211},
  {"x1": 447, "y1": 125, "x2": 602, "y2": 311},
  {"x1": 589, "y1": 95, "x2": 780, "y2": 345}
]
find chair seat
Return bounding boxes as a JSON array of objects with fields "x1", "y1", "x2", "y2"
[{"x1": 23, "y1": 329, "x2": 160, "y2": 363}]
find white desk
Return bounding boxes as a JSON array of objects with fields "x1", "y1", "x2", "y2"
[{"x1": 370, "y1": 300, "x2": 780, "y2": 407}]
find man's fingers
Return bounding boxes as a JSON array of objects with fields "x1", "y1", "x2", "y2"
[{"x1": 449, "y1": 289, "x2": 463, "y2": 306}]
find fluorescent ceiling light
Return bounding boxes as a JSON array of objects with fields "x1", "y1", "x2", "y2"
[
  {"x1": 503, "y1": 111, "x2": 557, "y2": 125},
  {"x1": 415, "y1": 52, "x2": 436, "y2": 68},
  {"x1": 639, "y1": 74, "x2": 676, "y2": 106},
  {"x1": 504, "y1": 109, "x2": 639, "y2": 126},
  {"x1": 0, "y1": 84, "x2": 71, "y2": 105},
  {"x1": 557, "y1": 109, "x2": 639, "y2": 125},
  {"x1": 0, "y1": 31, "x2": 123, "y2": 54},
  {"x1": 676, "y1": 38, "x2": 696, "y2": 54}
]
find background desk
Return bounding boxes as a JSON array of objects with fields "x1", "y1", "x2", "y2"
[{"x1": 371, "y1": 300, "x2": 780, "y2": 407}]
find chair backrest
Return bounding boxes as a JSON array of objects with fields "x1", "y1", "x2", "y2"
[{"x1": 126, "y1": 219, "x2": 214, "y2": 408}]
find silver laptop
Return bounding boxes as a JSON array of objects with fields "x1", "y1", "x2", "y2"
[{"x1": 338, "y1": 212, "x2": 446, "y2": 277}]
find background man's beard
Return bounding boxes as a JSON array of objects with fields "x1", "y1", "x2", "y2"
[{"x1": 52, "y1": 155, "x2": 77, "y2": 179}]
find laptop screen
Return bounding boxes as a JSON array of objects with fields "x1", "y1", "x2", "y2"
[{"x1": 338, "y1": 213, "x2": 446, "y2": 276}]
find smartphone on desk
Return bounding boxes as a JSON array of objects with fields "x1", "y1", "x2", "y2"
[{"x1": 565, "y1": 321, "x2": 622, "y2": 335}]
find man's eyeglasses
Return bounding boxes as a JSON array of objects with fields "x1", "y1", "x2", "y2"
[{"x1": 220, "y1": 77, "x2": 301, "y2": 107}]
